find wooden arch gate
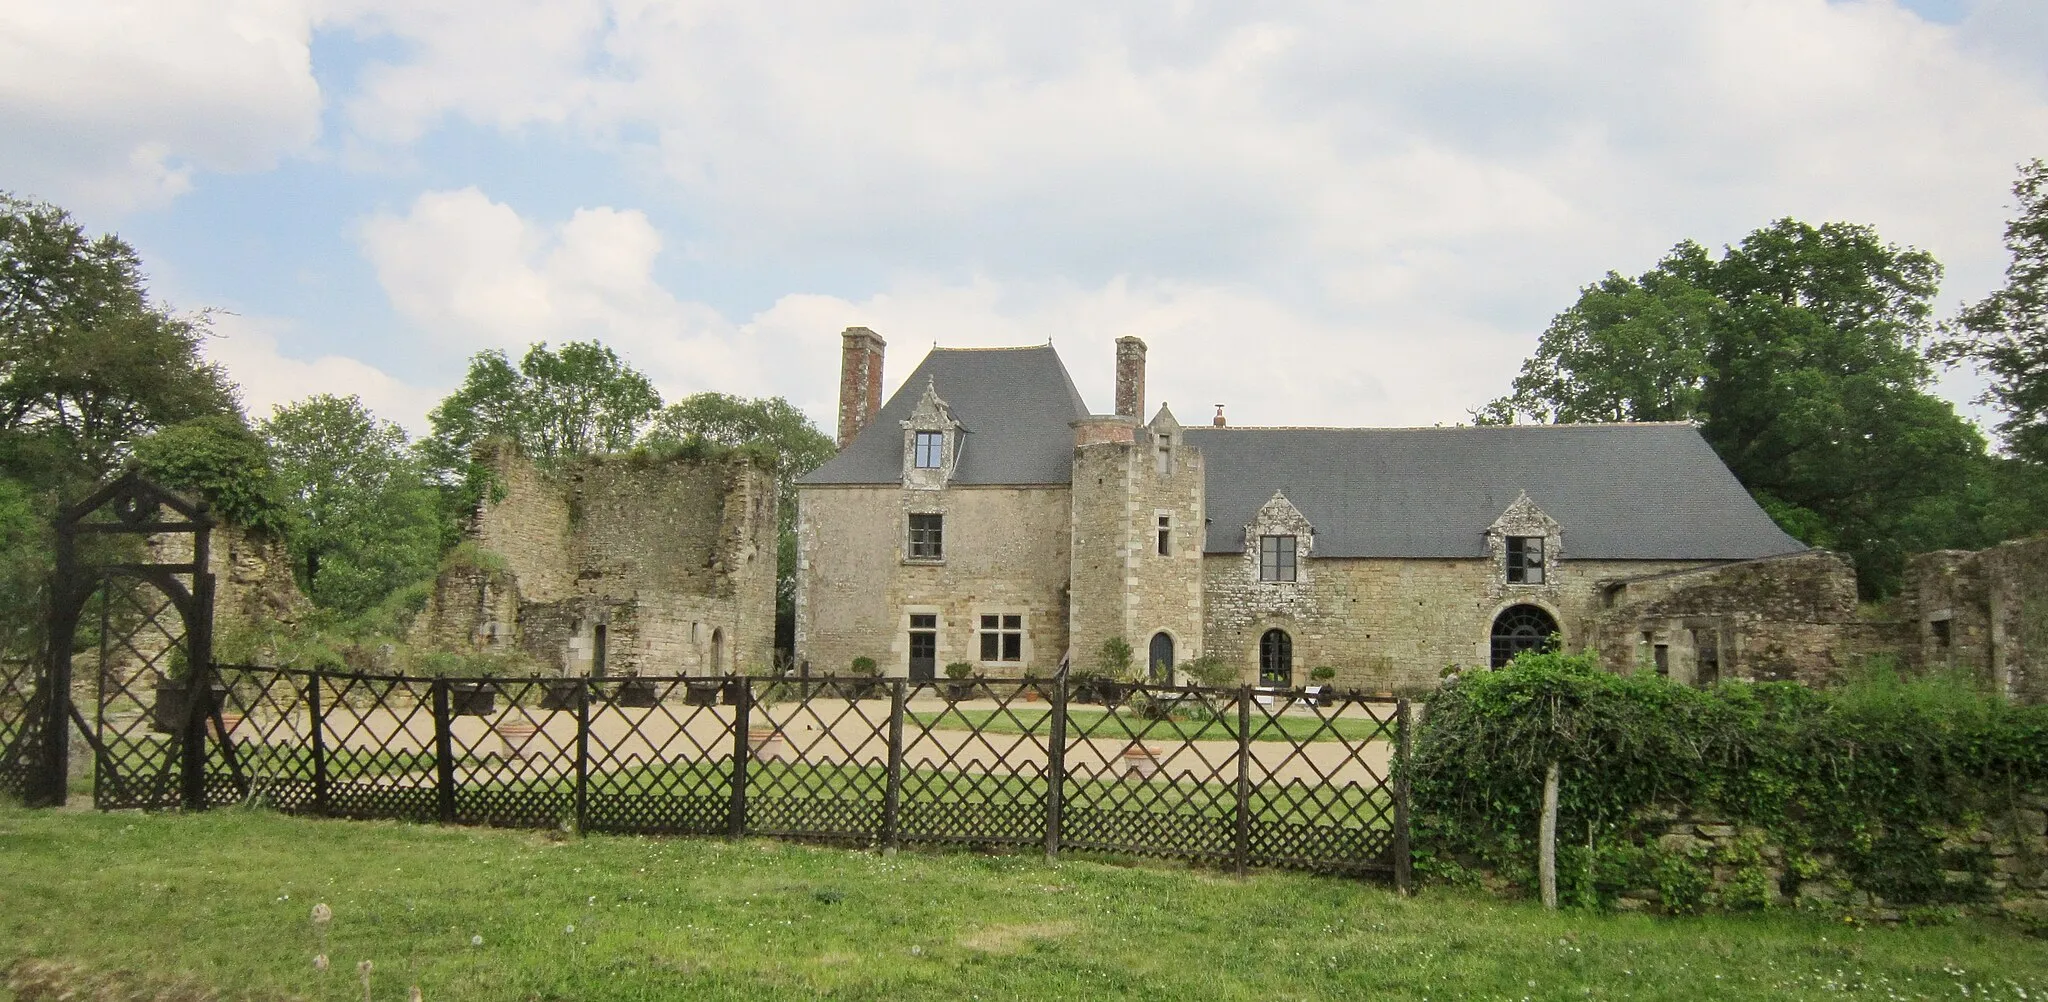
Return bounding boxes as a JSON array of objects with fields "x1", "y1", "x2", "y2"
[{"x1": 0, "y1": 473, "x2": 225, "y2": 809}]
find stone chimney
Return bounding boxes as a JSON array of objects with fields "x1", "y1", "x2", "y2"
[
  {"x1": 1115, "y1": 336, "x2": 1147, "y2": 419},
  {"x1": 837, "y1": 327, "x2": 886, "y2": 448},
  {"x1": 1212, "y1": 404, "x2": 1227, "y2": 427}
]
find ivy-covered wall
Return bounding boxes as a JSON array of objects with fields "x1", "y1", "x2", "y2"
[{"x1": 1409, "y1": 651, "x2": 2048, "y2": 925}]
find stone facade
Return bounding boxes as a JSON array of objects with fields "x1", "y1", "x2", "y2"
[
  {"x1": 1067, "y1": 407, "x2": 1206, "y2": 678},
  {"x1": 147, "y1": 523, "x2": 311, "y2": 643},
  {"x1": 415, "y1": 447, "x2": 778, "y2": 677},
  {"x1": 1894, "y1": 538, "x2": 2048, "y2": 703}
]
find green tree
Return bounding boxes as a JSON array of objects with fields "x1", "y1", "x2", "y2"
[
  {"x1": 1944, "y1": 159, "x2": 2048, "y2": 465},
  {"x1": 260, "y1": 395, "x2": 441, "y2": 616},
  {"x1": 425, "y1": 341, "x2": 661, "y2": 475},
  {"x1": 129, "y1": 414, "x2": 289, "y2": 535},
  {"x1": 1481, "y1": 219, "x2": 1989, "y2": 595},
  {"x1": 646, "y1": 392, "x2": 836, "y2": 654},
  {"x1": 0, "y1": 194, "x2": 237, "y2": 492}
]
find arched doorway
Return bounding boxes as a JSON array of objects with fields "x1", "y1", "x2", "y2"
[
  {"x1": 710, "y1": 628, "x2": 724, "y2": 674},
  {"x1": 1490, "y1": 605, "x2": 1560, "y2": 668},
  {"x1": 1259, "y1": 629, "x2": 1292, "y2": 688},
  {"x1": 1148, "y1": 633, "x2": 1174, "y2": 684}
]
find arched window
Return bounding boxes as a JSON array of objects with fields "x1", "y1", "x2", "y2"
[
  {"x1": 1148, "y1": 632, "x2": 1175, "y2": 684},
  {"x1": 1490, "y1": 605, "x2": 1560, "y2": 668},
  {"x1": 1259, "y1": 629, "x2": 1293, "y2": 688}
]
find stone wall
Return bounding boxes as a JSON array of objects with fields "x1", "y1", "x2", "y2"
[
  {"x1": 1904, "y1": 538, "x2": 2048, "y2": 703},
  {"x1": 1609, "y1": 800, "x2": 2048, "y2": 923},
  {"x1": 419, "y1": 448, "x2": 778, "y2": 677},
  {"x1": 1203, "y1": 554, "x2": 1713, "y2": 693},
  {"x1": 796, "y1": 483, "x2": 1073, "y2": 678},
  {"x1": 1589, "y1": 550, "x2": 1910, "y2": 686},
  {"x1": 147, "y1": 524, "x2": 311, "y2": 645}
]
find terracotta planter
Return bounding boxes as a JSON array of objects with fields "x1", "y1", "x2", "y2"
[
  {"x1": 494, "y1": 720, "x2": 540, "y2": 759},
  {"x1": 1121, "y1": 744, "x2": 1162, "y2": 779},
  {"x1": 747, "y1": 727, "x2": 787, "y2": 763}
]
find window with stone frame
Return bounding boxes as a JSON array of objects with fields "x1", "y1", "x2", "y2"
[
  {"x1": 907, "y1": 513, "x2": 944, "y2": 560},
  {"x1": 1156, "y1": 514, "x2": 1172, "y2": 556},
  {"x1": 913, "y1": 431, "x2": 944, "y2": 469},
  {"x1": 1505, "y1": 535, "x2": 1545, "y2": 584},
  {"x1": 979, "y1": 614, "x2": 1023, "y2": 662},
  {"x1": 1259, "y1": 534, "x2": 1298, "y2": 582}
]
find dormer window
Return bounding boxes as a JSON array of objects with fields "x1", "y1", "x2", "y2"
[
  {"x1": 1259, "y1": 535, "x2": 1298, "y2": 582},
  {"x1": 914, "y1": 431, "x2": 943, "y2": 469},
  {"x1": 1506, "y1": 536, "x2": 1545, "y2": 584}
]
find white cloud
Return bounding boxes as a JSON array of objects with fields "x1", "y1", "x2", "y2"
[
  {"x1": 202, "y1": 311, "x2": 442, "y2": 435},
  {"x1": 0, "y1": 0, "x2": 322, "y2": 211}
]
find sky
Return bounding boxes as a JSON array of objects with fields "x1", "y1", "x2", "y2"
[{"x1": 3, "y1": 0, "x2": 2046, "y2": 439}]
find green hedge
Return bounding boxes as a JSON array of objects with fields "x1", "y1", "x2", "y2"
[{"x1": 1409, "y1": 650, "x2": 2048, "y2": 910}]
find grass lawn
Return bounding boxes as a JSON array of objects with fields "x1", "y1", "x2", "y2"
[
  {"x1": 2, "y1": 807, "x2": 2045, "y2": 1001},
  {"x1": 910, "y1": 707, "x2": 1392, "y2": 743}
]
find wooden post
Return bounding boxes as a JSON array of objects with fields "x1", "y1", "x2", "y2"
[
  {"x1": 1539, "y1": 760, "x2": 1560, "y2": 910},
  {"x1": 881, "y1": 679, "x2": 906, "y2": 852},
  {"x1": 1393, "y1": 698, "x2": 1413, "y2": 895},
  {"x1": 1233, "y1": 685, "x2": 1252, "y2": 876},
  {"x1": 573, "y1": 677, "x2": 590, "y2": 835},
  {"x1": 308, "y1": 674, "x2": 329, "y2": 816},
  {"x1": 728, "y1": 679, "x2": 752, "y2": 838},
  {"x1": 1044, "y1": 676, "x2": 1067, "y2": 861},
  {"x1": 432, "y1": 679, "x2": 456, "y2": 824}
]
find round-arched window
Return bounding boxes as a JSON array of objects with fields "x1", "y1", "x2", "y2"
[
  {"x1": 1490, "y1": 605, "x2": 1560, "y2": 668},
  {"x1": 1148, "y1": 632, "x2": 1175, "y2": 684},
  {"x1": 1259, "y1": 629, "x2": 1293, "y2": 688}
]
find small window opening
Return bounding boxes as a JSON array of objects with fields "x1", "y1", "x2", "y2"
[
  {"x1": 1506, "y1": 535, "x2": 1545, "y2": 584},
  {"x1": 914, "y1": 431, "x2": 943, "y2": 469},
  {"x1": 592, "y1": 624, "x2": 608, "y2": 678},
  {"x1": 1259, "y1": 535, "x2": 1297, "y2": 582},
  {"x1": 1653, "y1": 644, "x2": 1670, "y2": 677},
  {"x1": 1156, "y1": 514, "x2": 1172, "y2": 556},
  {"x1": 1692, "y1": 629, "x2": 1719, "y2": 686},
  {"x1": 979, "y1": 614, "x2": 1023, "y2": 663},
  {"x1": 1156, "y1": 434, "x2": 1173, "y2": 475},
  {"x1": 908, "y1": 513, "x2": 944, "y2": 560},
  {"x1": 1931, "y1": 618, "x2": 1951, "y2": 648}
]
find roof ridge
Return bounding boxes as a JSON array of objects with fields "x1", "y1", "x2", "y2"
[
  {"x1": 929, "y1": 344, "x2": 1054, "y2": 353},
  {"x1": 1191, "y1": 422, "x2": 1700, "y2": 431}
]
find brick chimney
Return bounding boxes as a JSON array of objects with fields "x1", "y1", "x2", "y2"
[
  {"x1": 837, "y1": 327, "x2": 886, "y2": 448},
  {"x1": 1115, "y1": 336, "x2": 1147, "y2": 419}
]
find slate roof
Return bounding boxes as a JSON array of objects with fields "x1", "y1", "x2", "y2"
[
  {"x1": 800, "y1": 345, "x2": 1091, "y2": 486},
  {"x1": 1181, "y1": 424, "x2": 1807, "y2": 561}
]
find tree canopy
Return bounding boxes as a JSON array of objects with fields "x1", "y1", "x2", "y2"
[
  {"x1": 260, "y1": 395, "x2": 442, "y2": 617},
  {"x1": 425, "y1": 341, "x2": 662, "y2": 477},
  {"x1": 1944, "y1": 159, "x2": 2048, "y2": 465},
  {"x1": 0, "y1": 194, "x2": 237, "y2": 492},
  {"x1": 1480, "y1": 218, "x2": 1996, "y2": 595}
]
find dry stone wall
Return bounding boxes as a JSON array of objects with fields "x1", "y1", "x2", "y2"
[{"x1": 1905, "y1": 538, "x2": 2048, "y2": 703}]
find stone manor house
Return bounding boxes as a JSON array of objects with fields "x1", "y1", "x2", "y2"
[{"x1": 791, "y1": 329, "x2": 2030, "y2": 696}]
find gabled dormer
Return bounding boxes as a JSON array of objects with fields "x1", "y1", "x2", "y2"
[
  {"x1": 1244, "y1": 491, "x2": 1314, "y2": 587},
  {"x1": 1487, "y1": 491, "x2": 1562, "y2": 593},
  {"x1": 901, "y1": 376, "x2": 965, "y2": 490},
  {"x1": 1148, "y1": 403, "x2": 1182, "y2": 476}
]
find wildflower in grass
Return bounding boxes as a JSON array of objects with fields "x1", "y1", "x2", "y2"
[
  {"x1": 311, "y1": 903, "x2": 334, "y2": 968},
  {"x1": 314, "y1": 955, "x2": 329, "y2": 972},
  {"x1": 471, "y1": 934, "x2": 483, "y2": 947}
]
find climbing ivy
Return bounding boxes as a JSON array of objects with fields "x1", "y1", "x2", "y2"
[{"x1": 1409, "y1": 650, "x2": 2048, "y2": 908}]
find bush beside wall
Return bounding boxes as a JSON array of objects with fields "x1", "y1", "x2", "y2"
[{"x1": 1409, "y1": 650, "x2": 2048, "y2": 923}]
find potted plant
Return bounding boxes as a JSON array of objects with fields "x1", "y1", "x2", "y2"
[
  {"x1": 848, "y1": 656, "x2": 880, "y2": 699},
  {"x1": 152, "y1": 652, "x2": 228, "y2": 734},
  {"x1": 684, "y1": 675, "x2": 724, "y2": 707},
  {"x1": 538, "y1": 677, "x2": 582, "y2": 711},
  {"x1": 1094, "y1": 637, "x2": 1136, "y2": 705},
  {"x1": 1308, "y1": 666, "x2": 1338, "y2": 706},
  {"x1": 943, "y1": 662, "x2": 979, "y2": 702},
  {"x1": 612, "y1": 672, "x2": 659, "y2": 707}
]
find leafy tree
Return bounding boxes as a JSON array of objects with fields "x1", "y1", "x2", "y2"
[
  {"x1": 0, "y1": 194, "x2": 237, "y2": 492},
  {"x1": 425, "y1": 341, "x2": 661, "y2": 475},
  {"x1": 1481, "y1": 219, "x2": 1989, "y2": 595},
  {"x1": 260, "y1": 395, "x2": 441, "y2": 617},
  {"x1": 646, "y1": 392, "x2": 836, "y2": 655},
  {"x1": 1943, "y1": 159, "x2": 2048, "y2": 465},
  {"x1": 129, "y1": 414, "x2": 290, "y2": 535}
]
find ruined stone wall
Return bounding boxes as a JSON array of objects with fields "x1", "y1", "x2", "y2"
[
  {"x1": 422, "y1": 449, "x2": 777, "y2": 677},
  {"x1": 148, "y1": 524, "x2": 310, "y2": 643},
  {"x1": 1908, "y1": 538, "x2": 2048, "y2": 703},
  {"x1": 796, "y1": 484, "x2": 1073, "y2": 678},
  {"x1": 1203, "y1": 555, "x2": 1710, "y2": 693},
  {"x1": 1590, "y1": 551, "x2": 1907, "y2": 687}
]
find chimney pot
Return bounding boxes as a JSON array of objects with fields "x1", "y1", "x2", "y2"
[
  {"x1": 837, "y1": 327, "x2": 887, "y2": 448},
  {"x1": 1212, "y1": 404, "x2": 1227, "y2": 427},
  {"x1": 1115, "y1": 336, "x2": 1147, "y2": 419}
]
